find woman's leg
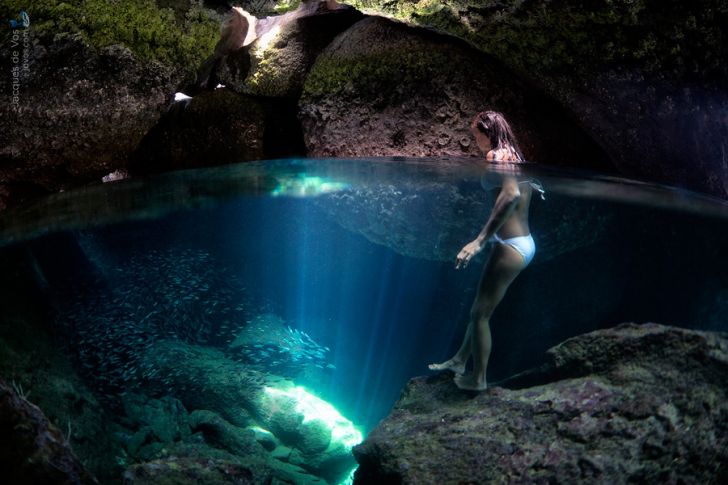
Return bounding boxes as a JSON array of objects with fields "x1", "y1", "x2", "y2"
[
  {"x1": 454, "y1": 243, "x2": 526, "y2": 390},
  {"x1": 428, "y1": 321, "x2": 471, "y2": 374}
]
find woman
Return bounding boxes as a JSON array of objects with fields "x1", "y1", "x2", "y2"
[{"x1": 429, "y1": 110, "x2": 542, "y2": 391}]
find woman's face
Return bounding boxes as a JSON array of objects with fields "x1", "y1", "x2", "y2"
[{"x1": 471, "y1": 124, "x2": 491, "y2": 154}]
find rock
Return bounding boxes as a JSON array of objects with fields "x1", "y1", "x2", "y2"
[
  {"x1": 137, "y1": 338, "x2": 358, "y2": 484},
  {"x1": 271, "y1": 445, "x2": 294, "y2": 461},
  {"x1": 188, "y1": 409, "x2": 267, "y2": 458},
  {"x1": 340, "y1": 0, "x2": 728, "y2": 198},
  {"x1": 250, "y1": 426, "x2": 281, "y2": 451},
  {"x1": 123, "y1": 457, "x2": 257, "y2": 485},
  {"x1": 0, "y1": 377, "x2": 98, "y2": 484},
  {"x1": 299, "y1": 16, "x2": 611, "y2": 171},
  {"x1": 354, "y1": 323, "x2": 728, "y2": 483},
  {"x1": 121, "y1": 394, "x2": 191, "y2": 445},
  {"x1": 257, "y1": 385, "x2": 361, "y2": 483},
  {"x1": 215, "y1": 0, "x2": 363, "y2": 97},
  {"x1": 0, "y1": 33, "x2": 183, "y2": 210},
  {"x1": 138, "y1": 339, "x2": 271, "y2": 428},
  {"x1": 298, "y1": 419, "x2": 332, "y2": 455},
  {"x1": 127, "y1": 426, "x2": 154, "y2": 458},
  {"x1": 128, "y1": 88, "x2": 305, "y2": 175},
  {"x1": 123, "y1": 443, "x2": 326, "y2": 485}
]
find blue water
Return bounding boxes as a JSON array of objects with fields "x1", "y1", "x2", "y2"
[{"x1": 2, "y1": 157, "x2": 728, "y2": 483}]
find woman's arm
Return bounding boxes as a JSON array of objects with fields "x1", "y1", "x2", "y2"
[{"x1": 455, "y1": 176, "x2": 521, "y2": 269}]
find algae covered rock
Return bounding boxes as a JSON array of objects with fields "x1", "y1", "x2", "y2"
[
  {"x1": 121, "y1": 393, "x2": 191, "y2": 444},
  {"x1": 188, "y1": 409, "x2": 267, "y2": 458},
  {"x1": 0, "y1": 0, "x2": 221, "y2": 210},
  {"x1": 353, "y1": 323, "x2": 728, "y2": 483},
  {"x1": 136, "y1": 339, "x2": 361, "y2": 483},
  {"x1": 299, "y1": 16, "x2": 611, "y2": 171}
]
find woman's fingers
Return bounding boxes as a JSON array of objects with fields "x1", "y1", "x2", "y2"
[{"x1": 455, "y1": 251, "x2": 470, "y2": 269}]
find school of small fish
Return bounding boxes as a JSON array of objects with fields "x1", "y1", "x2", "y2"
[
  {"x1": 52, "y1": 244, "x2": 334, "y2": 402},
  {"x1": 235, "y1": 324, "x2": 335, "y2": 375}
]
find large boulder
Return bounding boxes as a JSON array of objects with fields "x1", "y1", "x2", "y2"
[
  {"x1": 0, "y1": 0, "x2": 222, "y2": 210},
  {"x1": 299, "y1": 16, "x2": 612, "y2": 171},
  {"x1": 353, "y1": 323, "x2": 728, "y2": 483},
  {"x1": 0, "y1": 34, "x2": 181, "y2": 209},
  {"x1": 214, "y1": 1, "x2": 363, "y2": 98},
  {"x1": 340, "y1": 0, "x2": 728, "y2": 198}
]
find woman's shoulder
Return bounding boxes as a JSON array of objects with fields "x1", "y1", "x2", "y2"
[{"x1": 486, "y1": 148, "x2": 520, "y2": 162}]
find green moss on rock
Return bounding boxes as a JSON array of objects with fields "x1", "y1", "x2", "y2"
[
  {"x1": 341, "y1": 0, "x2": 728, "y2": 81},
  {"x1": 273, "y1": 0, "x2": 302, "y2": 14},
  {"x1": 0, "y1": 0, "x2": 219, "y2": 67},
  {"x1": 303, "y1": 49, "x2": 452, "y2": 100}
]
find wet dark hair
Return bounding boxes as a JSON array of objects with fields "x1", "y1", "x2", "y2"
[{"x1": 473, "y1": 110, "x2": 524, "y2": 161}]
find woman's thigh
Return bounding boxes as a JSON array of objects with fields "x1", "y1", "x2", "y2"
[{"x1": 472, "y1": 243, "x2": 526, "y2": 317}]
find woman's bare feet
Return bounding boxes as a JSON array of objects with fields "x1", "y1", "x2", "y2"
[
  {"x1": 453, "y1": 373, "x2": 487, "y2": 391},
  {"x1": 428, "y1": 359, "x2": 466, "y2": 375}
]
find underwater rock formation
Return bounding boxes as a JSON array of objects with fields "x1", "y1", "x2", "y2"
[
  {"x1": 339, "y1": 0, "x2": 728, "y2": 199},
  {"x1": 138, "y1": 339, "x2": 359, "y2": 483},
  {"x1": 299, "y1": 16, "x2": 612, "y2": 171},
  {"x1": 117, "y1": 393, "x2": 326, "y2": 484},
  {"x1": 318, "y1": 176, "x2": 611, "y2": 262},
  {"x1": 353, "y1": 323, "x2": 728, "y2": 483},
  {"x1": 0, "y1": 377, "x2": 98, "y2": 484}
]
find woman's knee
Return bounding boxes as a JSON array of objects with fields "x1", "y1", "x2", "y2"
[{"x1": 470, "y1": 304, "x2": 494, "y2": 323}]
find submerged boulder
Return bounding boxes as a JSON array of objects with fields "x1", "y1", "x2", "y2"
[
  {"x1": 138, "y1": 339, "x2": 360, "y2": 484},
  {"x1": 353, "y1": 323, "x2": 728, "y2": 483}
]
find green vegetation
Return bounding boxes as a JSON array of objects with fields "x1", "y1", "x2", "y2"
[
  {"x1": 342, "y1": 0, "x2": 728, "y2": 81},
  {"x1": 0, "y1": 0, "x2": 219, "y2": 67},
  {"x1": 303, "y1": 49, "x2": 452, "y2": 99},
  {"x1": 272, "y1": 0, "x2": 301, "y2": 14}
]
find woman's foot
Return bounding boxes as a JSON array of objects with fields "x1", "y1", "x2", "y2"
[
  {"x1": 428, "y1": 359, "x2": 466, "y2": 375},
  {"x1": 453, "y1": 373, "x2": 487, "y2": 391}
]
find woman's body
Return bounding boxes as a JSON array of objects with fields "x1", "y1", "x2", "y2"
[{"x1": 429, "y1": 111, "x2": 535, "y2": 391}]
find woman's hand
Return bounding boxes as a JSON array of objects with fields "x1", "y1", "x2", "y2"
[{"x1": 455, "y1": 239, "x2": 484, "y2": 269}]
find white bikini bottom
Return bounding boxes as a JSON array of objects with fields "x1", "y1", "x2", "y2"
[{"x1": 491, "y1": 233, "x2": 535, "y2": 266}]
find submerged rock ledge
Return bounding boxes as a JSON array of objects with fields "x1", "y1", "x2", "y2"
[{"x1": 353, "y1": 323, "x2": 728, "y2": 483}]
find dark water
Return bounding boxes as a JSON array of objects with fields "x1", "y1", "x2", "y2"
[{"x1": 1, "y1": 157, "x2": 727, "y2": 483}]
